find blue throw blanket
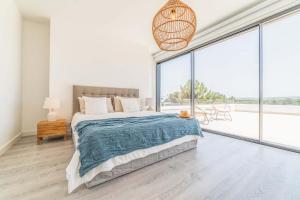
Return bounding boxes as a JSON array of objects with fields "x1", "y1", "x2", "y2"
[{"x1": 75, "y1": 114, "x2": 202, "y2": 177}]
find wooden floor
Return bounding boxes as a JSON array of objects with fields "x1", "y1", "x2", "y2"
[{"x1": 1, "y1": 133, "x2": 300, "y2": 200}]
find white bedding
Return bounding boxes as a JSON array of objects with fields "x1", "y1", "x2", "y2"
[{"x1": 66, "y1": 111, "x2": 199, "y2": 193}]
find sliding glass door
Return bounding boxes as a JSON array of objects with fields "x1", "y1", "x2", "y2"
[
  {"x1": 159, "y1": 54, "x2": 192, "y2": 114},
  {"x1": 262, "y1": 12, "x2": 300, "y2": 148},
  {"x1": 194, "y1": 29, "x2": 260, "y2": 139},
  {"x1": 156, "y1": 8, "x2": 300, "y2": 151}
]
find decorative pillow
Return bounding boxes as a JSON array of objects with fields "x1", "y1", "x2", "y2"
[
  {"x1": 113, "y1": 96, "x2": 124, "y2": 112},
  {"x1": 120, "y1": 98, "x2": 140, "y2": 113},
  {"x1": 78, "y1": 97, "x2": 85, "y2": 113},
  {"x1": 79, "y1": 97, "x2": 114, "y2": 113},
  {"x1": 82, "y1": 97, "x2": 107, "y2": 115}
]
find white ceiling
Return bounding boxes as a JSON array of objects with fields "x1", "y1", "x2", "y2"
[{"x1": 15, "y1": 0, "x2": 264, "y2": 52}]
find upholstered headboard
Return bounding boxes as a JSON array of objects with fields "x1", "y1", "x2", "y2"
[{"x1": 73, "y1": 85, "x2": 139, "y2": 114}]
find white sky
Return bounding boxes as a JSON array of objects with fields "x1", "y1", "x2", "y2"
[{"x1": 160, "y1": 12, "x2": 300, "y2": 99}]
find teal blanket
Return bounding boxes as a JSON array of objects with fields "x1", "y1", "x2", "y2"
[{"x1": 75, "y1": 114, "x2": 202, "y2": 177}]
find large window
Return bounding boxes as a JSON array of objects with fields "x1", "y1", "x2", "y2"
[
  {"x1": 262, "y1": 12, "x2": 300, "y2": 148},
  {"x1": 194, "y1": 29, "x2": 259, "y2": 139},
  {"x1": 157, "y1": 9, "x2": 300, "y2": 151},
  {"x1": 160, "y1": 54, "x2": 191, "y2": 114}
]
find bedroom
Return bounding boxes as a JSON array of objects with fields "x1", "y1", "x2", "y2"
[{"x1": 1, "y1": 0, "x2": 300, "y2": 199}]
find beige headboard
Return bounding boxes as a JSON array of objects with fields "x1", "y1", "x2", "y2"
[{"x1": 73, "y1": 85, "x2": 139, "y2": 114}]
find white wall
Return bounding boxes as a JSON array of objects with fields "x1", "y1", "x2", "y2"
[
  {"x1": 50, "y1": 1, "x2": 155, "y2": 120},
  {"x1": 0, "y1": 0, "x2": 22, "y2": 154},
  {"x1": 22, "y1": 20, "x2": 50, "y2": 135}
]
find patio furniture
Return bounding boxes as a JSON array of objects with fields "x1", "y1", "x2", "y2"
[
  {"x1": 195, "y1": 106, "x2": 213, "y2": 125},
  {"x1": 213, "y1": 104, "x2": 232, "y2": 121}
]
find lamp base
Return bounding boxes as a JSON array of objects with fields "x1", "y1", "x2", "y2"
[{"x1": 47, "y1": 112, "x2": 57, "y2": 121}]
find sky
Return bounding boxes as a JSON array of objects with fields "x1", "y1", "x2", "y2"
[{"x1": 160, "y1": 12, "x2": 300, "y2": 99}]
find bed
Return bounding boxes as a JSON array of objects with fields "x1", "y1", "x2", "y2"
[{"x1": 66, "y1": 85, "x2": 202, "y2": 193}]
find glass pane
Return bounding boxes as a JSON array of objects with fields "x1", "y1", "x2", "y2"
[
  {"x1": 262, "y1": 12, "x2": 300, "y2": 148},
  {"x1": 160, "y1": 54, "x2": 191, "y2": 114},
  {"x1": 194, "y1": 29, "x2": 260, "y2": 139}
]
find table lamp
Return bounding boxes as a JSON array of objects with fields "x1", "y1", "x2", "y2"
[{"x1": 43, "y1": 97, "x2": 60, "y2": 121}]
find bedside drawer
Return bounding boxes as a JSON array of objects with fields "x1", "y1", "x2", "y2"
[
  {"x1": 37, "y1": 120, "x2": 66, "y2": 127},
  {"x1": 37, "y1": 123, "x2": 67, "y2": 129},
  {"x1": 37, "y1": 126, "x2": 67, "y2": 135}
]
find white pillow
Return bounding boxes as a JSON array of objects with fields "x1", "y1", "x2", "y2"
[
  {"x1": 78, "y1": 97, "x2": 114, "y2": 113},
  {"x1": 82, "y1": 96, "x2": 108, "y2": 115},
  {"x1": 120, "y1": 98, "x2": 140, "y2": 113}
]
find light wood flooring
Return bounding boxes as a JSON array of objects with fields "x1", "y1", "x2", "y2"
[{"x1": 1, "y1": 133, "x2": 300, "y2": 200}]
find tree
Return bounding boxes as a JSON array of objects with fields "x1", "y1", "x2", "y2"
[
  {"x1": 168, "y1": 91, "x2": 182, "y2": 104},
  {"x1": 166, "y1": 80, "x2": 230, "y2": 104}
]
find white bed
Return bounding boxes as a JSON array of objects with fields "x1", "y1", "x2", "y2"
[{"x1": 66, "y1": 111, "x2": 200, "y2": 193}]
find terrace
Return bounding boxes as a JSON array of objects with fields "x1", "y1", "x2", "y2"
[{"x1": 161, "y1": 104, "x2": 300, "y2": 149}]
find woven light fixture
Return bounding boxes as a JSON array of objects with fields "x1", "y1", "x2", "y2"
[{"x1": 152, "y1": 0, "x2": 197, "y2": 51}]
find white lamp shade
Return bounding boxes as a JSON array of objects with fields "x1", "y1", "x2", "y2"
[
  {"x1": 43, "y1": 97, "x2": 60, "y2": 110},
  {"x1": 145, "y1": 98, "x2": 154, "y2": 106}
]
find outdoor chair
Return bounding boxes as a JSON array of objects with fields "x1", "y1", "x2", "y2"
[
  {"x1": 195, "y1": 105, "x2": 213, "y2": 125},
  {"x1": 213, "y1": 103, "x2": 232, "y2": 121}
]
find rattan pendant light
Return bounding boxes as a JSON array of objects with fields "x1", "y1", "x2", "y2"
[{"x1": 152, "y1": 0, "x2": 197, "y2": 51}]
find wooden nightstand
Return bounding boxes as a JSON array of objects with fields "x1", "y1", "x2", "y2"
[{"x1": 37, "y1": 119, "x2": 68, "y2": 145}]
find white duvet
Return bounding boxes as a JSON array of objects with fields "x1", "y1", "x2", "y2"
[{"x1": 66, "y1": 111, "x2": 199, "y2": 193}]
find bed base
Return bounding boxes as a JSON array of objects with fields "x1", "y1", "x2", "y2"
[{"x1": 86, "y1": 140, "x2": 198, "y2": 188}]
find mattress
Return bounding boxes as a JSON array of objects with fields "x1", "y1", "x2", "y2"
[{"x1": 67, "y1": 111, "x2": 200, "y2": 193}]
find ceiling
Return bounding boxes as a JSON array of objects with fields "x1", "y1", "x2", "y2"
[{"x1": 15, "y1": 0, "x2": 264, "y2": 52}]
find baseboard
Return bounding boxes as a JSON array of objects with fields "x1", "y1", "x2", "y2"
[
  {"x1": 22, "y1": 130, "x2": 36, "y2": 136},
  {"x1": 22, "y1": 129, "x2": 71, "y2": 137},
  {"x1": 0, "y1": 132, "x2": 22, "y2": 156}
]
